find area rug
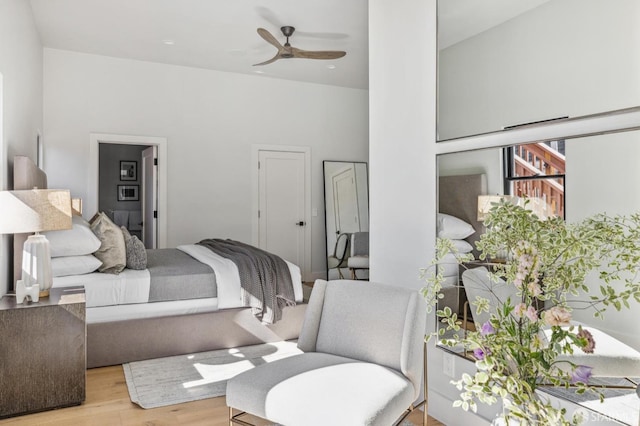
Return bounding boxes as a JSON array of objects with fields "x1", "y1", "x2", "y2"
[{"x1": 123, "y1": 340, "x2": 302, "y2": 409}]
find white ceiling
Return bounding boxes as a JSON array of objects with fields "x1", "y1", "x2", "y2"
[
  {"x1": 28, "y1": 0, "x2": 549, "y2": 90},
  {"x1": 438, "y1": 0, "x2": 550, "y2": 49},
  {"x1": 29, "y1": 0, "x2": 369, "y2": 89}
]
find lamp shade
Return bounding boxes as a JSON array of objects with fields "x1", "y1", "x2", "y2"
[
  {"x1": 477, "y1": 194, "x2": 553, "y2": 222},
  {"x1": 0, "y1": 189, "x2": 72, "y2": 234},
  {"x1": 477, "y1": 195, "x2": 514, "y2": 222}
]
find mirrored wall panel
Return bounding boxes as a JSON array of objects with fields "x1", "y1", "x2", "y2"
[
  {"x1": 437, "y1": 0, "x2": 640, "y2": 140},
  {"x1": 435, "y1": 129, "x2": 640, "y2": 424},
  {"x1": 323, "y1": 161, "x2": 369, "y2": 280}
]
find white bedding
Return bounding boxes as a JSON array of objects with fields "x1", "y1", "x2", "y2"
[
  {"x1": 53, "y1": 268, "x2": 150, "y2": 307},
  {"x1": 52, "y1": 243, "x2": 304, "y2": 317},
  {"x1": 177, "y1": 244, "x2": 303, "y2": 309},
  {"x1": 87, "y1": 297, "x2": 218, "y2": 323}
]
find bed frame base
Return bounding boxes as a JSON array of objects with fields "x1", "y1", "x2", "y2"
[{"x1": 87, "y1": 303, "x2": 307, "y2": 368}]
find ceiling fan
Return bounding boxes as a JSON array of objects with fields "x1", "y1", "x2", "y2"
[{"x1": 254, "y1": 26, "x2": 346, "y2": 66}]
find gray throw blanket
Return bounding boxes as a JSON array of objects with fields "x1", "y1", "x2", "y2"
[{"x1": 197, "y1": 239, "x2": 296, "y2": 324}]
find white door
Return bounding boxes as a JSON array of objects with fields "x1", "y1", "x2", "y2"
[
  {"x1": 141, "y1": 146, "x2": 157, "y2": 249},
  {"x1": 332, "y1": 166, "x2": 361, "y2": 234},
  {"x1": 258, "y1": 150, "x2": 306, "y2": 269}
]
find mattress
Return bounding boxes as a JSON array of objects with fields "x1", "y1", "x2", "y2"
[
  {"x1": 146, "y1": 248, "x2": 216, "y2": 302},
  {"x1": 86, "y1": 297, "x2": 218, "y2": 323},
  {"x1": 53, "y1": 243, "x2": 304, "y2": 322}
]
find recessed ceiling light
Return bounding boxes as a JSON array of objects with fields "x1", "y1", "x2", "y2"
[
  {"x1": 162, "y1": 39, "x2": 175, "y2": 45},
  {"x1": 254, "y1": 70, "x2": 265, "y2": 74},
  {"x1": 327, "y1": 64, "x2": 336, "y2": 70}
]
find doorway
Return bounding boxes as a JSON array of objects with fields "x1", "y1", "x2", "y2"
[
  {"x1": 252, "y1": 145, "x2": 311, "y2": 281},
  {"x1": 89, "y1": 133, "x2": 167, "y2": 248}
]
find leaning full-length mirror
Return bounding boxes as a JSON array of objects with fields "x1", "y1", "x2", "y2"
[
  {"x1": 436, "y1": 129, "x2": 640, "y2": 424},
  {"x1": 323, "y1": 161, "x2": 369, "y2": 280},
  {"x1": 437, "y1": 0, "x2": 640, "y2": 140}
]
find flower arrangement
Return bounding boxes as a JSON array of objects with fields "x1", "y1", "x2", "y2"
[{"x1": 422, "y1": 200, "x2": 640, "y2": 425}]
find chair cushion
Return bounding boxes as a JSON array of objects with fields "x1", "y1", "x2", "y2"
[
  {"x1": 226, "y1": 352, "x2": 415, "y2": 426},
  {"x1": 347, "y1": 255, "x2": 369, "y2": 269}
]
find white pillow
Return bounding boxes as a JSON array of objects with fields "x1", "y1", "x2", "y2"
[
  {"x1": 451, "y1": 239, "x2": 473, "y2": 254},
  {"x1": 51, "y1": 255, "x2": 102, "y2": 277},
  {"x1": 438, "y1": 252, "x2": 460, "y2": 277},
  {"x1": 44, "y1": 215, "x2": 102, "y2": 257},
  {"x1": 438, "y1": 213, "x2": 475, "y2": 239}
]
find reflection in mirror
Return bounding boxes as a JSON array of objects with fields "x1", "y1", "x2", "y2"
[
  {"x1": 436, "y1": 129, "x2": 640, "y2": 424},
  {"x1": 437, "y1": 0, "x2": 640, "y2": 140},
  {"x1": 323, "y1": 161, "x2": 369, "y2": 280}
]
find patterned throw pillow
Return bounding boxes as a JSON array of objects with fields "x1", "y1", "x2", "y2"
[
  {"x1": 121, "y1": 227, "x2": 147, "y2": 270},
  {"x1": 89, "y1": 212, "x2": 126, "y2": 274}
]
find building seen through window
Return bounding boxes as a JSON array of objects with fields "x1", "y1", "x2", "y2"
[{"x1": 503, "y1": 140, "x2": 565, "y2": 218}]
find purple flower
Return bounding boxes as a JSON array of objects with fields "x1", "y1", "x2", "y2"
[
  {"x1": 473, "y1": 347, "x2": 491, "y2": 360},
  {"x1": 577, "y1": 328, "x2": 596, "y2": 354},
  {"x1": 480, "y1": 321, "x2": 495, "y2": 336},
  {"x1": 570, "y1": 365, "x2": 593, "y2": 384}
]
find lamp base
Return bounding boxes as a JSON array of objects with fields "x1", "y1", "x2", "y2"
[{"x1": 21, "y1": 233, "x2": 53, "y2": 297}]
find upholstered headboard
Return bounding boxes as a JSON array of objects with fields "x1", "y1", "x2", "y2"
[
  {"x1": 438, "y1": 173, "x2": 487, "y2": 257},
  {"x1": 14, "y1": 156, "x2": 47, "y2": 191},
  {"x1": 12, "y1": 156, "x2": 48, "y2": 286}
]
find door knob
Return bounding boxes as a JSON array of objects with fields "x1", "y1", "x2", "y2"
[{"x1": 296, "y1": 221, "x2": 306, "y2": 226}]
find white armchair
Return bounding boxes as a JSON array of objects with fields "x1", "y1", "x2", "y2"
[
  {"x1": 348, "y1": 231, "x2": 369, "y2": 280},
  {"x1": 461, "y1": 266, "x2": 640, "y2": 378},
  {"x1": 226, "y1": 279, "x2": 428, "y2": 426}
]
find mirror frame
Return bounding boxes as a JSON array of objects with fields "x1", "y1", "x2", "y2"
[{"x1": 322, "y1": 160, "x2": 369, "y2": 279}]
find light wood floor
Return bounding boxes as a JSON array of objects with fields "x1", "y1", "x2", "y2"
[{"x1": 0, "y1": 365, "x2": 444, "y2": 425}]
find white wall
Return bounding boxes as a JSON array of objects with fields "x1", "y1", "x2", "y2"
[
  {"x1": 438, "y1": 148, "x2": 503, "y2": 195},
  {"x1": 566, "y1": 130, "x2": 640, "y2": 349},
  {"x1": 369, "y1": 1, "x2": 490, "y2": 424},
  {"x1": 0, "y1": 0, "x2": 43, "y2": 295},
  {"x1": 42, "y1": 48, "x2": 369, "y2": 279},
  {"x1": 438, "y1": 0, "x2": 640, "y2": 140}
]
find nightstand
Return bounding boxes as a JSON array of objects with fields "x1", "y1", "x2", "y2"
[{"x1": 0, "y1": 286, "x2": 86, "y2": 418}]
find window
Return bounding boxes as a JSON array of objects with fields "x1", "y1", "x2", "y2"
[{"x1": 503, "y1": 140, "x2": 566, "y2": 218}]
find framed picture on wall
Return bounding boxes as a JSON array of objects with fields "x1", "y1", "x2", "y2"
[
  {"x1": 117, "y1": 185, "x2": 139, "y2": 201},
  {"x1": 120, "y1": 160, "x2": 137, "y2": 181}
]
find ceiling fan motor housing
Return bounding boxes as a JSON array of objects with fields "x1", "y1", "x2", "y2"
[{"x1": 281, "y1": 26, "x2": 295, "y2": 37}]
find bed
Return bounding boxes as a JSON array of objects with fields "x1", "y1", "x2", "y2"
[
  {"x1": 436, "y1": 173, "x2": 488, "y2": 316},
  {"x1": 12, "y1": 156, "x2": 307, "y2": 368}
]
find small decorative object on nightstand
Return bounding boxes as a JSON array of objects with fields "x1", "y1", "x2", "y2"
[
  {"x1": 15, "y1": 279, "x2": 39, "y2": 303},
  {"x1": 0, "y1": 287, "x2": 86, "y2": 418}
]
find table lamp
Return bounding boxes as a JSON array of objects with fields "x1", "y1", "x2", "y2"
[
  {"x1": 0, "y1": 189, "x2": 72, "y2": 301},
  {"x1": 477, "y1": 195, "x2": 514, "y2": 222},
  {"x1": 477, "y1": 195, "x2": 552, "y2": 222}
]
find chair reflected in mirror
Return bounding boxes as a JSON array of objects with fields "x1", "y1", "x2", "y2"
[
  {"x1": 348, "y1": 231, "x2": 369, "y2": 280},
  {"x1": 327, "y1": 232, "x2": 350, "y2": 279},
  {"x1": 461, "y1": 265, "x2": 640, "y2": 421},
  {"x1": 323, "y1": 161, "x2": 369, "y2": 280}
]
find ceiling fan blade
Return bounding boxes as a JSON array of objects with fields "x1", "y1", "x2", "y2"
[
  {"x1": 253, "y1": 53, "x2": 281, "y2": 66},
  {"x1": 257, "y1": 28, "x2": 283, "y2": 50},
  {"x1": 291, "y1": 48, "x2": 347, "y2": 60}
]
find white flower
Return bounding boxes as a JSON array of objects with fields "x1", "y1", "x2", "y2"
[{"x1": 543, "y1": 306, "x2": 572, "y2": 326}]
